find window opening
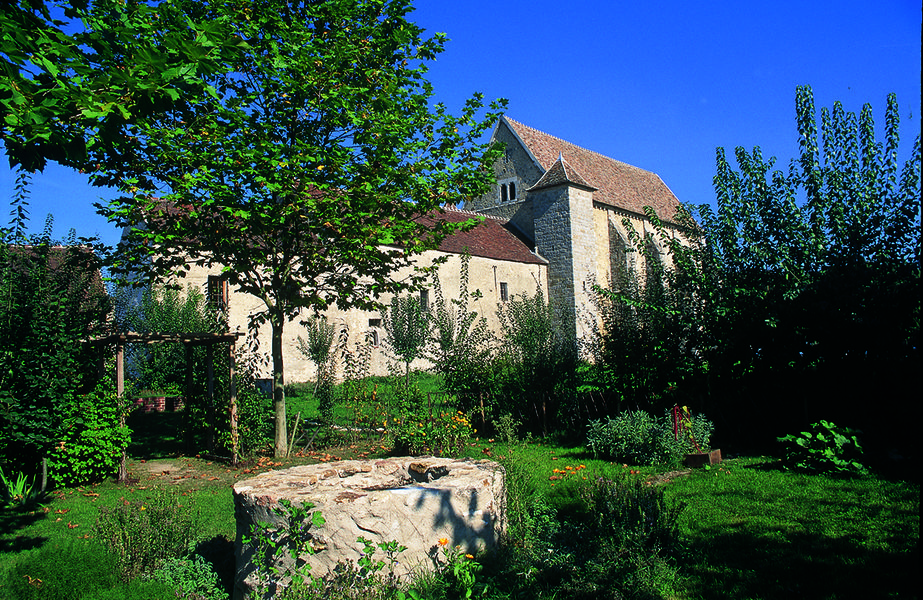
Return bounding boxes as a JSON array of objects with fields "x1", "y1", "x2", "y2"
[
  {"x1": 419, "y1": 289, "x2": 429, "y2": 312},
  {"x1": 207, "y1": 275, "x2": 228, "y2": 312},
  {"x1": 500, "y1": 282, "x2": 509, "y2": 302}
]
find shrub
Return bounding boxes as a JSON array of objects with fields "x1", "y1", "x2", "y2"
[
  {"x1": 94, "y1": 488, "x2": 195, "y2": 580},
  {"x1": 46, "y1": 381, "x2": 130, "y2": 486},
  {"x1": 559, "y1": 475, "x2": 685, "y2": 599},
  {"x1": 777, "y1": 419, "x2": 868, "y2": 476},
  {"x1": 154, "y1": 554, "x2": 230, "y2": 600},
  {"x1": 586, "y1": 409, "x2": 713, "y2": 466},
  {"x1": 385, "y1": 381, "x2": 474, "y2": 456}
]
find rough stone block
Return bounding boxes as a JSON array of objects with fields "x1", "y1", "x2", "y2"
[{"x1": 232, "y1": 457, "x2": 505, "y2": 599}]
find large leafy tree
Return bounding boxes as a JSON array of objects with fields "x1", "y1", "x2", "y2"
[
  {"x1": 625, "y1": 86, "x2": 920, "y2": 458},
  {"x1": 1, "y1": 0, "x2": 240, "y2": 173},
  {"x1": 98, "y1": 0, "x2": 506, "y2": 456}
]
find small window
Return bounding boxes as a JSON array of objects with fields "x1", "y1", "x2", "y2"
[
  {"x1": 207, "y1": 275, "x2": 228, "y2": 312},
  {"x1": 500, "y1": 183, "x2": 508, "y2": 203},
  {"x1": 508, "y1": 182, "x2": 516, "y2": 201},
  {"x1": 499, "y1": 282, "x2": 509, "y2": 302},
  {"x1": 419, "y1": 289, "x2": 430, "y2": 312},
  {"x1": 368, "y1": 318, "x2": 381, "y2": 328}
]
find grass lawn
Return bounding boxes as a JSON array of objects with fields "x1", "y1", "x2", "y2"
[{"x1": 1, "y1": 433, "x2": 918, "y2": 599}]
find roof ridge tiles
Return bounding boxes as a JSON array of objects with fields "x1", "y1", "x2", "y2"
[{"x1": 503, "y1": 116, "x2": 645, "y2": 174}]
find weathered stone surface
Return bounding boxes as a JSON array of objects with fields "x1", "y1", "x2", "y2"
[{"x1": 233, "y1": 457, "x2": 504, "y2": 599}]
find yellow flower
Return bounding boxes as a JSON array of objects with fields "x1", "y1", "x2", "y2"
[
  {"x1": 465, "y1": 554, "x2": 474, "y2": 560},
  {"x1": 438, "y1": 538, "x2": 449, "y2": 546}
]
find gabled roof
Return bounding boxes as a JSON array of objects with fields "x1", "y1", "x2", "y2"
[
  {"x1": 529, "y1": 153, "x2": 597, "y2": 192},
  {"x1": 419, "y1": 208, "x2": 546, "y2": 265},
  {"x1": 503, "y1": 117, "x2": 681, "y2": 219}
]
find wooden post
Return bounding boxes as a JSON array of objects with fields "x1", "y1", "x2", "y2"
[
  {"x1": 206, "y1": 344, "x2": 215, "y2": 453},
  {"x1": 116, "y1": 338, "x2": 127, "y2": 484},
  {"x1": 229, "y1": 339, "x2": 239, "y2": 466},
  {"x1": 185, "y1": 343, "x2": 194, "y2": 452}
]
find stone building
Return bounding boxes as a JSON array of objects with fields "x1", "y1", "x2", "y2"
[
  {"x1": 172, "y1": 117, "x2": 682, "y2": 382},
  {"x1": 465, "y1": 116, "x2": 682, "y2": 341}
]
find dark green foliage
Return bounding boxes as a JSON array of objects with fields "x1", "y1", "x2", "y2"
[
  {"x1": 154, "y1": 554, "x2": 230, "y2": 600},
  {"x1": 0, "y1": 215, "x2": 110, "y2": 474},
  {"x1": 586, "y1": 409, "x2": 713, "y2": 466},
  {"x1": 497, "y1": 288, "x2": 577, "y2": 436},
  {"x1": 94, "y1": 488, "x2": 195, "y2": 581},
  {"x1": 46, "y1": 380, "x2": 130, "y2": 486},
  {"x1": 605, "y1": 87, "x2": 920, "y2": 464},
  {"x1": 778, "y1": 420, "x2": 868, "y2": 476}
]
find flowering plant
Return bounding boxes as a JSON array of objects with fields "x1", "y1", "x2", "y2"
[
  {"x1": 434, "y1": 538, "x2": 482, "y2": 599},
  {"x1": 387, "y1": 410, "x2": 474, "y2": 456}
]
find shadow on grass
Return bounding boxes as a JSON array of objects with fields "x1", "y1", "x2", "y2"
[
  {"x1": 127, "y1": 410, "x2": 201, "y2": 459},
  {"x1": 681, "y1": 524, "x2": 920, "y2": 600},
  {"x1": 195, "y1": 534, "x2": 236, "y2": 596},
  {"x1": 0, "y1": 508, "x2": 47, "y2": 553}
]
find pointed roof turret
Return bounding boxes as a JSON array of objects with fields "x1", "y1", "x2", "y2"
[{"x1": 527, "y1": 152, "x2": 597, "y2": 192}]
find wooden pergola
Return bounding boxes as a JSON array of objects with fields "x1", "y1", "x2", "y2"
[{"x1": 88, "y1": 331, "x2": 244, "y2": 480}]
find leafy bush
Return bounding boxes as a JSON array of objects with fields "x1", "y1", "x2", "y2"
[
  {"x1": 384, "y1": 381, "x2": 473, "y2": 456},
  {"x1": 94, "y1": 488, "x2": 195, "y2": 580},
  {"x1": 777, "y1": 420, "x2": 868, "y2": 476},
  {"x1": 586, "y1": 409, "x2": 713, "y2": 466},
  {"x1": 46, "y1": 381, "x2": 130, "y2": 486},
  {"x1": 564, "y1": 476, "x2": 684, "y2": 599},
  {"x1": 154, "y1": 554, "x2": 230, "y2": 600}
]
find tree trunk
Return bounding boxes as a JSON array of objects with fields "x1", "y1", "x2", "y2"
[{"x1": 272, "y1": 315, "x2": 287, "y2": 458}]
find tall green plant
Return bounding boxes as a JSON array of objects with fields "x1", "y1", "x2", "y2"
[
  {"x1": 382, "y1": 295, "x2": 430, "y2": 388},
  {"x1": 497, "y1": 288, "x2": 576, "y2": 435},
  {"x1": 609, "y1": 87, "x2": 920, "y2": 456},
  {"x1": 0, "y1": 213, "x2": 110, "y2": 474},
  {"x1": 429, "y1": 253, "x2": 494, "y2": 397}
]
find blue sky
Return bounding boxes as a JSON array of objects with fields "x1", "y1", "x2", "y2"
[{"x1": 2, "y1": 0, "x2": 920, "y2": 248}]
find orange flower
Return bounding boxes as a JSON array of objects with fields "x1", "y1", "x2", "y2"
[
  {"x1": 465, "y1": 554, "x2": 474, "y2": 559},
  {"x1": 438, "y1": 538, "x2": 449, "y2": 547}
]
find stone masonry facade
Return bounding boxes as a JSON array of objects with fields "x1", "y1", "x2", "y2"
[{"x1": 170, "y1": 116, "x2": 681, "y2": 382}]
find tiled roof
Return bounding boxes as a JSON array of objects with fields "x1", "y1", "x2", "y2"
[
  {"x1": 418, "y1": 208, "x2": 546, "y2": 265},
  {"x1": 503, "y1": 117, "x2": 681, "y2": 220},
  {"x1": 528, "y1": 154, "x2": 596, "y2": 192}
]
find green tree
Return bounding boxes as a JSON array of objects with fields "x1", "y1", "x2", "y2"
[
  {"x1": 99, "y1": 0, "x2": 506, "y2": 457},
  {"x1": 1, "y1": 0, "x2": 240, "y2": 172},
  {"x1": 382, "y1": 295, "x2": 430, "y2": 388},
  {"x1": 296, "y1": 315, "x2": 338, "y2": 394},
  {"x1": 0, "y1": 214, "x2": 111, "y2": 474},
  {"x1": 631, "y1": 86, "x2": 920, "y2": 456}
]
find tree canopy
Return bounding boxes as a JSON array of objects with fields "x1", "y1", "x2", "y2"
[
  {"x1": 96, "y1": 0, "x2": 506, "y2": 456},
  {"x1": 596, "y1": 86, "x2": 920, "y2": 467},
  {"x1": 1, "y1": 0, "x2": 240, "y2": 172}
]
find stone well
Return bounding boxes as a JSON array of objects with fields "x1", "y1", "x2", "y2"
[{"x1": 232, "y1": 457, "x2": 505, "y2": 598}]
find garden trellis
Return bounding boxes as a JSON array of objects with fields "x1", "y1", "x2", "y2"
[{"x1": 87, "y1": 331, "x2": 244, "y2": 480}]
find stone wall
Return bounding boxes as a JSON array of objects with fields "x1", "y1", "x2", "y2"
[
  {"x1": 172, "y1": 249, "x2": 547, "y2": 382},
  {"x1": 232, "y1": 457, "x2": 505, "y2": 598}
]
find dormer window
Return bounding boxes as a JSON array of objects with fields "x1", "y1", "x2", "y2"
[{"x1": 498, "y1": 177, "x2": 519, "y2": 203}]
